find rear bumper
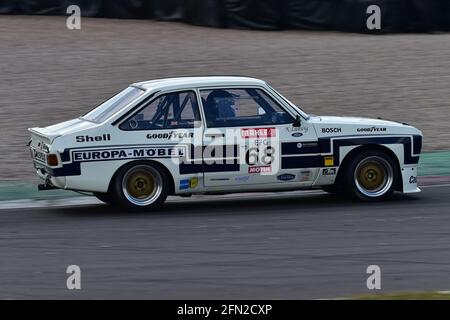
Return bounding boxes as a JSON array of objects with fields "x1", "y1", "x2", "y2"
[{"x1": 34, "y1": 164, "x2": 66, "y2": 190}]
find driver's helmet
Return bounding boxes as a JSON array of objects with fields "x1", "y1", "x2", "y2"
[{"x1": 207, "y1": 90, "x2": 237, "y2": 118}]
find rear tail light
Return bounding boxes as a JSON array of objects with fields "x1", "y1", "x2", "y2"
[{"x1": 46, "y1": 154, "x2": 59, "y2": 166}]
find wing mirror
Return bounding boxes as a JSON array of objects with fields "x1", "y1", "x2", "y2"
[{"x1": 292, "y1": 115, "x2": 301, "y2": 127}]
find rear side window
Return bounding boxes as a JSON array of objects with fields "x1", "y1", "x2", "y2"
[
  {"x1": 83, "y1": 87, "x2": 145, "y2": 123},
  {"x1": 120, "y1": 91, "x2": 201, "y2": 130}
]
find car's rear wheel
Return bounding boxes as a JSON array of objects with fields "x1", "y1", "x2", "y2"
[
  {"x1": 113, "y1": 162, "x2": 169, "y2": 210},
  {"x1": 344, "y1": 150, "x2": 398, "y2": 201}
]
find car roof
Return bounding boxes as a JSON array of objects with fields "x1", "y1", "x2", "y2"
[{"x1": 133, "y1": 76, "x2": 266, "y2": 91}]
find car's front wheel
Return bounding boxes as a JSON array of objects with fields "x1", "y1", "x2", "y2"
[
  {"x1": 344, "y1": 150, "x2": 399, "y2": 201},
  {"x1": 113, "y1": 162, "x2": 169, "y2": 210}
]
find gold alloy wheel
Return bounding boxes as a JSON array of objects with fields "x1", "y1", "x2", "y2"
[
  {"x1": 354, "y1": 156, "x2": 394, "y2": 197},
  {"x1": 357, "y1": 162, "x2": 385, "y2": 191},
  {"x1": 122, "y1": 165, "x2": 163, "y2": 206},
  {"x1": 126, "y1": 171, "x2": 155, "y2": 199}
]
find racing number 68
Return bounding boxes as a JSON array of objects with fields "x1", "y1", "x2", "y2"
[{"x1": 245, "y1": 146, "x2": 275, "y2": 166}]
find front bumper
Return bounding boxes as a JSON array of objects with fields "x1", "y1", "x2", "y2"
[{"x1": 401, "y1": 165, "x2": 420, "y2": 194}]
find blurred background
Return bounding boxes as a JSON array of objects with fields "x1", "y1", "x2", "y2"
[{"x1": 1, "y1": 0, "x2": 449, "y2": 182}]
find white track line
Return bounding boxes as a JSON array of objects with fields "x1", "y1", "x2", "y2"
[
  {"x1": 0, "y1": 190, "x2": 324, "y2": 210},
  {"x1": 421, "y1": 183, "x2": 450, "y2": 188}
]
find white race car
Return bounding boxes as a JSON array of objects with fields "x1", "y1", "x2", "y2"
[{"x1": 28, "y1": 76, "x2": 422, "y2": 210}]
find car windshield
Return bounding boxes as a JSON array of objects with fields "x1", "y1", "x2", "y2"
[
  {"x1": 82, "y1": 86, "x2": 145, "y2": 123},
  {"x1": 268, "y1": 85, "x2": 309, "y2": 120}
]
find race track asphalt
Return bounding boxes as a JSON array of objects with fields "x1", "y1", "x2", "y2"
[{"x1": 1, "y1": 185, "x2": 450, "y2": 299}]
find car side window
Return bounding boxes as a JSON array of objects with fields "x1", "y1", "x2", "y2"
[
  {"x1": 120, "y1": 91, "x2": 201, "y2": 130},
  {"x1": 200, "y1": 88, "x2": 293, "y2": 128}
]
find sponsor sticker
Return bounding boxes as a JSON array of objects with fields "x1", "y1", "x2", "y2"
[
  {"x1": 357, "y1": 127, "x2": 387, "y2": 133},
  {"x1": 241, "y1": 127, "x2": 276, "y2": 139},
  {"x1": 287, "y1": 126, "x2": 309, "y2": 133},
  {"x1": 190, "y1": 177, "x2": 199, "y2": 188},
  {"x1": 277, "y1": 174, "x2": 296, "y2": 181},
  {"x1": 76, "y1": 134, "x2": 111, "y2": 143},
  {"x1": 36, "y1": 141, "x2": 49, "y2": 152},
  {"x1": 299, "y1": 170, "x2": 312, "y2": 182},
  {"x1": 32, "y1": 149, "x2": 46, "y2": 163},
  {"x1": 180, "y1": 179, "x2": 190, "y2": 190},
  {"x1": 235, "y1": 176, "x2": 250, "y2": 182},
  {"x1": 72, "y1": 146, "x2": 186, "y2": 162},
  {"x1": 322, "y1": 168, "x2": 336, "y2": 176},
  {"x1": 322, "y1": 128, "x2": 342, "y2": 134},
  {"x1": 254, "y1": 138, "x2": 270, "y2": 146},
  {"x1": 409, "y1": 176, "x2": 417, "y2": 184},
  {"x1": 146, "y1": 131, "x2": 194, "y2": 140},
  {"x1": 180, "y1": 177, "x2": 199, "y2": 190},
  {"x1": 248, "y1": 166, "x2": 272, "y2": 174},
  {"x1": 324, "y1": 156, "x2": 334, "y2": 167}
]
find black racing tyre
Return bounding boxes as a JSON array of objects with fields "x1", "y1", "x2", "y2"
[
  {"x1": 344, "y1": 150, "x2": 399, "y2": 201},
  {"x1": 321, "y1": 184, "x2": 342, "y2": 195},
  {"x1": 94, "y1": 192, "x2": 115, "y2": 205},
  {"x1": 112, "y1": 162, "x2": 169, "y2": 211}
]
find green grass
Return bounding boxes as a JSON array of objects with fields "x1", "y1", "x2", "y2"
[
  {"x1": 0, "y1": 181, "x2": 81, "y2": 201},
  {"x1": 418, "y1": 151, "x2": 450, "y2": 176},
  {"x1": 350, "y1": 291, "x2": 450, "y2": 300}
]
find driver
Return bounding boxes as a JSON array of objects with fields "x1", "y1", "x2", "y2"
[{"x1": 207, "y1": 90, "x2": 237, "y2": 119}]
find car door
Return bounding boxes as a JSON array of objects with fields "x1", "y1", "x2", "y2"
[
  {"x1": 198, "y1": 86, "x2": 319, "y2": 189},
  {"x1": 118, "y1": 89, "x2": 203, "y2": 181}
]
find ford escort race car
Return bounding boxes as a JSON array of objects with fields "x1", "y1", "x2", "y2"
[{"x1": 28, "y1": 76, "x2": 422, "y2": 210}]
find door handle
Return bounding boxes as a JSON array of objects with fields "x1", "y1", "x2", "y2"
[{"x1": 205, "y1": 133, "x2": 225, "y2": 139}]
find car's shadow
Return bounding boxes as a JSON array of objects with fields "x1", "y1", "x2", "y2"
[{"x1": 50, "y1": 191, "x2": 421, "y2": 218}]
